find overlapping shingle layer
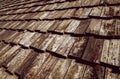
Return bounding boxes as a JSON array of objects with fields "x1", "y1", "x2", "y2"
[{"x1": 0, "y1": 0, "x2": 120, "y2": 79}]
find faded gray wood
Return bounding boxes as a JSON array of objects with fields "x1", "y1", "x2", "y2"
[
  {"x1": 47, "y1": 35, "x2": 66, "y2": 52},
  {"x1": 56, "y1": 36, "x2": 75, "y2": 57},
  {"x1": 89, "y1": 7, "x2": 103, "y2": 17},
  {"x1": 106, "y1": 0, "x2": 120, "y2": 4},
  {"x1": 19, "y1": 32, "x2": 36, "y2": 47},
  {"x1": 40, "y1": 21, "x2": 55, "y2": 32},
  {"x1": 65, "y1": 20, "x2": 80, "y2": 34}
]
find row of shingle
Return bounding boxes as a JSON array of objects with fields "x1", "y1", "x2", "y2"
[
  {"x1": 0, "y1": 19, "x2": 119, "y2": 36},
  {"x1": 0, "y1": 6, "x2": 120, "y2": 21},
  {"x1": 0, "y1": 0, "x2": 100, "y2": 14},
  {"x1": 0, "y1": 0, "x2": 68, "y2": 12},
  {"x1": 2, "y1": 0, "x2": 120, "y2": 14},
  {"x1": 0, "y1": 29, "x2": 120, "y2": 68},
  {"x1": 0, "y1": 42, "x2": 120, "y2": 79}
]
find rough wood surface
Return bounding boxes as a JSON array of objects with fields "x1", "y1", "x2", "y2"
[
  {"x1": 47, "y1": 59, "x2": 72, "y2": 79},
  {"x1": 86, "y1": 19, "x2": 102, "y2": 34},
  {"x1": 56, "y1": 36, "x2": 75, "y2": 57},
  {"x1": 105, "y1": 68, "x2": 120, "y2": 79},
  {"x1": 69, "y1": 37, "x2": 88, "y2": 58},
  {"x1": 7, "y1": 49, "x2": 31, "y2": 73},
  {"x1": 65, "y1": 20, "x2": 80, "y2": 34},
  {"x1": 64, "y1": 60, "x2": 86, "y2": 79},
  {"x1": 74, "y1": 20, "x2": 91, "y2": 35},
  {"x1": 100, "y1": 40, "x2": 120, "y2": 66},
  {"x1": 24, "y1": 53, "x2": 49, "y2": 79},
  {"x1": 0, "y1": 46, "x2": 20, "y2": 65},
  {"x1": 33, "y1": 54, "x2": 58, "y2": 79},
  {"x1": 99, "y1": 20, "x2": 116, "y2": 36},
  {"x1": 75, "y1": 8, "x2": 92, "y2": 18},
  {"x1": 47, "y1": 35, "x2": 66, "y2": 52}
]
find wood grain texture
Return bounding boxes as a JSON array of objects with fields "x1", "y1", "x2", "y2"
[
  {"x1": 99, "y1": 20, "x2": 116, "y2": 36},
  {"x1": 65, "y1": 20, "x2": 80, "y2": 34},
  {"x1": 89, "y1": 7, "x2": 103, "y2": 17},
  {"x1": 86, "y1": 19, "x2": 102, "y2": 34},
  {"x1": 74, "y1": 20, "x2": 91, "y2": 35},
  {"x1": 47, "y1": 59, "x2": 72, "y2": 79},
  {"x1": 34, "y1": 55, "x2": 58, "y2": 79},
  {"x1": 55, "y1": 20, "x2": 72, "y2": 33},
  {"x1": 56, "y1": 35, "x2": 75, "y2": 57},
  {"x1": 39, "y1": 34, "x2": 56, "y2": 51},
  {"x1": 31, "y1": 34, "x2": 49, "y2": 49},
  {"x1": 64, "y1": 60, "x2": 86, "y2": 79},
  {"x1": 115, "y1": 20, "x2": 120, "y2": 36},
  {"x1": 47, "y1": 35, "x2": 66, "y2": 52},
  {"x1": 24, "y1": 53, "x2": 49, "y2": 79},
  {"x1": 7, "y1": 49, "x2": 31, "y2": 74},
  {"x1": 69, "y1": 37, "x2": 88, "y2": 58},
  {"x1": 75, "y1": 8, "x2": 92, "y2": 18},
  {"x1": 105, "y1": 68, "x2": 120, "y2": 79},
  {"x1": 0, "y1": 45, "x2": 20, "y2": 65},
  {"x1": 0, "y1": 68, "x2": 18, "y2": 79},
  {"x1": 100, "y1": 40, "x2": 120, "y2": 66}
]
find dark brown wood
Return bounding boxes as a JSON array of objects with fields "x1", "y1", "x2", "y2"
[
  {"x1": 74, "y1": 20, "x2": 91, "y2": 35},
  {"x1": 15, "y1": 50, "x2": 38, "y2": 76},
  {"x1": 82, "y1": 37, "x2": 104, "y2": 63},
  {"x1": 69, "y1": 37, "x2": 88, "y2": 58},
  {"x1": 31, "y1": 33, "x2": 49, "y2": 49}
]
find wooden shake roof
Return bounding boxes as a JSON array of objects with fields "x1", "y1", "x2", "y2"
[{"x1": 0, "y1": 0, "x2": 120, "y2": 79}]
